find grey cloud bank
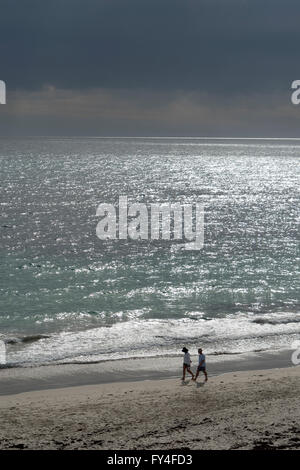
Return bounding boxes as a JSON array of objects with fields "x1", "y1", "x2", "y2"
[
  {"x1": 1, "y1": 87, "x2": 299, "y2": 137},
  {"x1": 1, "y1": 0, "x2": 300, "y2": 136}
]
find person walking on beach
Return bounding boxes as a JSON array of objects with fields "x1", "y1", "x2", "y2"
[
  {"x1": 181, "y1": 347, "x2": 195, "y2": 381},
  {"x1": 194, "y1": 348, "x2": 208, "y2": 382}
]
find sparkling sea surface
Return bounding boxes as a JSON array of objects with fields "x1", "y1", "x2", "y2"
[{"x1": 0, "y1": 137, "x2": 299, "y2": 366}]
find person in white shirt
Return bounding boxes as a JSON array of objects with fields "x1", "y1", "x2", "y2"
[
  {"x1": 181, "y1": 347, "x2": 195, "y2": 381},
  {"x1": 194, "y1": 348, "x2": 208, "y2": 382}
]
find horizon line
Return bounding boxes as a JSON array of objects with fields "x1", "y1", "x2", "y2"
[{"x1": 2, "y1": 136, "x2": 300, "y2": 140}]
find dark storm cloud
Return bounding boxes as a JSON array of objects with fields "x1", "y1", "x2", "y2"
[
  {"x1": 1, "y1": 0, "x2": 300, "y2": 93},
  {"x1": 1, "y1": 0, "x2": 300, "y2": 137}
]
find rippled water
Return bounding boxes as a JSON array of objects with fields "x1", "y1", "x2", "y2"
[{"x1": 0, "y1": 137, "x2": 299, "y2": 366}]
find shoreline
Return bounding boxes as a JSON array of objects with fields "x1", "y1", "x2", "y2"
[
  {"x1": 0, "y1": 348, "x2": 295, "y2": 396},
  {"x1": 0, "y1": 364, "x2": 299, "y2": 449}
]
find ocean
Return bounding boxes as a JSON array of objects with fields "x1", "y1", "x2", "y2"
[{"x1": 1, "y1": 137, "x2": 299, "y2": 368}]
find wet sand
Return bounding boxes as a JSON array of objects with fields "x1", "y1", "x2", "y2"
[{"x1": 0, "y1": 348, "x2": 294, "y2": 396}]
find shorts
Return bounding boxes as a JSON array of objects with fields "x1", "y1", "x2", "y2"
[
  {"x1": 197, "y1": 366, "x2": 206, "y2": 372},
  {"x1": 183, "y1": 363, "x2": 191, "y2": 368}
]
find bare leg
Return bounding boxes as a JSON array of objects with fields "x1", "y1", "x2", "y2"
[
  {"x1": 187, "y1": 367, "x2": 195, "y2": 380},
  {"x1": 181, "y1": 365, "x2": 186, "y2": 381},
  {"x1": 204, "y1": 370, "x2": 208, "y2": 381}
]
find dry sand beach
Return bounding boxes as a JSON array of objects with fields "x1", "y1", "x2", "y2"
[{"x1": 0, "y1": 365, "x2": 299, "y2": 450}]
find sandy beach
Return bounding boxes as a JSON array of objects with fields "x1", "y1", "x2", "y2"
[{"x1": 0, "y1": 364, "x2": 299, "y2": 450}]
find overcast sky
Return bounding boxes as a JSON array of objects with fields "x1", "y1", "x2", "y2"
[{"x1": 1, "y1": 0, "x2": 300, "y2": 136}]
